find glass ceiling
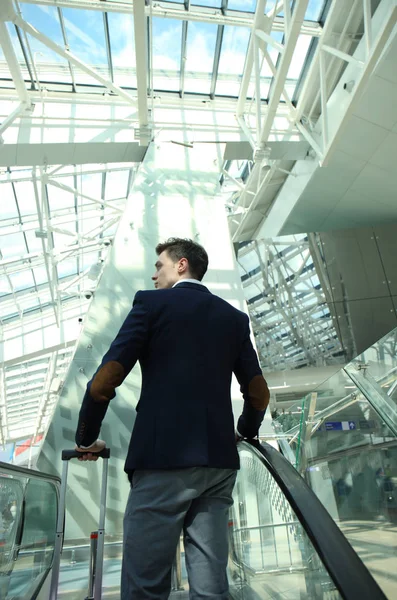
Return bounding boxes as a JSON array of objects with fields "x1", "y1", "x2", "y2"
[
  {"x1": 0, "y1": 0, "x2": 333, "y2": 450},
  {"x1": 0, "y1": 0, "x2": 327, "y2": 100}
]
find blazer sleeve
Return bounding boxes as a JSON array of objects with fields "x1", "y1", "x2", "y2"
[
  {"x1": 75, "y1": 291, "x2": 149, "y2": 447},
  {"x1": 233, "y1": 316, "x2": 270, "y2": 439}
]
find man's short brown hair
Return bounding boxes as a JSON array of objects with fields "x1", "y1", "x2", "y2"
[{"x1": 156, "y1": 238, "x2": 209, "y2": 281}]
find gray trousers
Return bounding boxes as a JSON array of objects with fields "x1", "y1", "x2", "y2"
[{"x1": 121, "y1": 467, "x2": 237, "y2": 600}]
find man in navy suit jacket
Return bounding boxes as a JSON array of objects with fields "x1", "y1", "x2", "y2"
[{"x1": 75, "y1": 238, "x2": 269, "y2": 599}]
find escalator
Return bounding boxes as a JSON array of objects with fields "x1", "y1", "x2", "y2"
[
  {"x1": 0, "y1": 442, "x2": 389, "y2": 599},
  {"x1": 227, "y1": 440, "x2": 388, "y2": 599}
]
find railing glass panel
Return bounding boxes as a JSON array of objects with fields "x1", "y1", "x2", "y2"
[
  {"x1": 271, "y1": 328, "x2": 397, "y2": 598},
  {"x1": 229, "y1": 445, "x2": 343, "y2": 600},
  {"x1": 0, "y1": 463, "x2": 59, "y2": 600}
]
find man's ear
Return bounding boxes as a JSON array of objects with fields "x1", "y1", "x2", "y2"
[{"x1": 178, "y1": 258, "x2": 189, "y2": 273}]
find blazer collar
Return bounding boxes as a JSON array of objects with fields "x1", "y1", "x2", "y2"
[{"x1": 174, "y1": 282, "x2": 211, "y2": 293}]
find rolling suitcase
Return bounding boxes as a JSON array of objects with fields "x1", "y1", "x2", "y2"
[{"x1": 49, "y1": 447, "x2": 110, "y2": 600}]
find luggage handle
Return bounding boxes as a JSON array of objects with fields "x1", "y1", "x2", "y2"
[{"x1": 62, "y1": 448, "x2": 110, "y2": 460}]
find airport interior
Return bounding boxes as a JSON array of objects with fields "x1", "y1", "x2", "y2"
[{"x1": 1, "y1": 0, "x2": 397, "y2": 598}]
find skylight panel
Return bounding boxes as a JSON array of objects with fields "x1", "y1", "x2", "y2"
[
  {"x1": 1, "y1": 183, "x2": 18, "y2": 219},
  {"x1": 216, "y1": 26, "x2": 250, "y2": 97},
  {"x1": 57, "y1": 257, "x2": 77, "y2": 279},
  {"x1": 104, "y1": 170, "x2": 130, "y2": 201},
  {"x1": 228, "y1": 0, "x2": 256, "y2": 12},
  {"x1": 0, "y1": 44, "x2": 13, "y2": 81},
  {"x1": 31, "y1": 267, "x2": 47, "y2": 286},
  {"x1": 239, "y1": 250, "x2": 259, "y2": 273},
  {"x1": 15, "y1": 5, "x2": 71, "y2": 85},
  {"x1": 13, "y1": 181, "x2": 37, "y2": 216},
  {"x1": 62, "y1": 8, "x2": 109, "y2": 84},
  {"x1": 1, "y1": 233, "x2": 26, "y2": 260},
  {"x1": 24, "y1": 231, "x2": 43, "y2": 254},
  {"x1": 305, "y1": 0, "x2": 326, "y2": 21},
  {"x1": 81, "y1": 172, "x2": 103, "y2": 201},
  {"x1": 9, "y1": 270, "x2": 35, "y2": 293},
  {"x1": 108, "y1": 12, "x2": 136, "y2": 88},
  {"x1": 184, "y1": 22, "x2": 217, "y2": 95},
  {"x1": 152, "y1": 18, "x2": 181, "y2": 93},
  {"x1": 192, "y1": 0, "x2": 222, "y2": 7},
  {"x1": 287, "y1": 34, "x2": 312, "y2": 79},
  {"x1": 47, "y1": 178, "x2": 76, "y2": 211}
]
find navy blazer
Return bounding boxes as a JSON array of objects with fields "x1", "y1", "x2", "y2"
[{"x1": 75, "y1": 282, "x2": 266, "y2": 475}]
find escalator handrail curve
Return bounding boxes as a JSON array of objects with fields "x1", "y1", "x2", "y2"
[{"x1": 242, "y1": 440, "x2": 388, "y2": 600}]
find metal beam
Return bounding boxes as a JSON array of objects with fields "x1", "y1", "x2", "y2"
[
  {"x1": 259, "y1": 0, "x2": 310, "y2": 145},
  {"x1": 236, "y1": 0, "x2": 266, "y2": 118},
  {"x1": 210, "y1": 25, "x2": 224, "y2": 100},
  {"x1": 58, "y1": 7, "x2": 77, "y2": 92},
  {"x1": 47, "y1": 178, "x2": 123, "y2": 213},
  {"x1": 0, "y1": 17, "x2": 31, "y2": 107},
  {"x1": 103, "y1": 11, "x2": 114, "y2": 83},
  {"x1": 133, "y1": 0, "x2": 149, "y2": 143}
]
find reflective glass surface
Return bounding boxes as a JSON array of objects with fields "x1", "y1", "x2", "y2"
[
  {"x1": 228, "y1": 444, "x2": 342, "y2": 599},
  {"x1": 0, "y1": 466, "x2": 58, "y2": 600},
  {"x1": 273, "y1": 331, "x2": 397, "y2": 598},
  {"x1": 184, "y1": 22, "x2": 217, "y2": 95}
]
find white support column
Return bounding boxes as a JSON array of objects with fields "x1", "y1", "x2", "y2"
[
  {"x1": 8, "y1": 9, "x2": 138, "y2": 108},
  {"x1": 133, "y1": 0, "x2": 150, "y2": 144}
]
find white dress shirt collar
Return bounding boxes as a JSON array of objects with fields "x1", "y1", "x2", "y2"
[{"x1": 172, "y1": 278, "x2": 206, "y2": 288}]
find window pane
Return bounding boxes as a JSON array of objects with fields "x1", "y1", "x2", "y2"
[
  {"x1": 192, "y1": 0, "x2": 222, "y2": 6},
  {"x1": 47, "y1": 178, "x2": 76, "y2": 211},
  {"x1": 0, "y1": 183, "x2": 18, "y2": 220},
  {"x1": 184, "y1": 22, "x2": 217, "y2": 94},
  {"x1": 228, "y1": 0, "x2": 256, "y2": 12},
  {"x1": 17, "y1": 4, "x2": 71, "y2": 84},
  {"x1": 0, "y1": 233, "x2": 27, "y2": 259},
  {"x1": 62, "y1": 8, "x2": 109, "y2": 84},
  {"x1": 216, "y1": 26, "x2": 250, "y2": 97},
  {"x1": 287, "y1": 35, "x2": 312, "y2": 79},
  {"x1": 305, "y1": 0, "x2": 325, "y2": 21},
  {"x1": 14, "y1": 182, "x2": 37, "y2": 216},
  {"x1": 152, "y1": 18, "x2": 181, "y2": 92},
  {"x1": 108, "y1": 12, "x2": 136, "y2": 88}
]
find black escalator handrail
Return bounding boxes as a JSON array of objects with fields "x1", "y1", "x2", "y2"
[
  {"x1": 0, "y1": 460, "x2": 61, "y2": 484},
  {"x1": 242, "y1": 440, "x2": 388, "y2": 600}
]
